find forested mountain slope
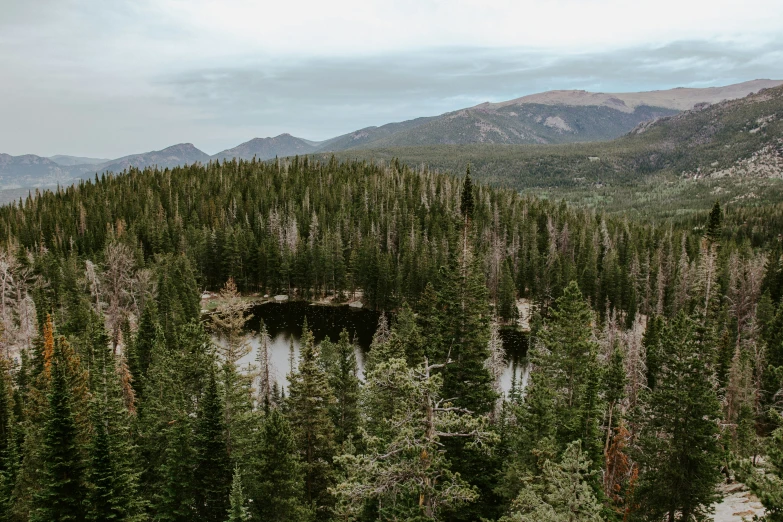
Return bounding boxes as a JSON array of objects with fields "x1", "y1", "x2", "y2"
[
  {"x1": 328, "y1": 84, "x2": 783, "y2": 215},
  {"x1": 2, "y1": 80, "x2": 779, "y2": 194},
  {"x1": 0, "y1": 159, "x2": 782, "y2": 520}
]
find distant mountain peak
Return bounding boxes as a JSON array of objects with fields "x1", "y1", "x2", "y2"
[{"x1": 213, "y1": 134, "x2": 318, "y2": 161}]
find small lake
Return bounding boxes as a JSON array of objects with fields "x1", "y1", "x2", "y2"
[{"x1": 234, "y1": 302, "x2": 529, "y2": 394}]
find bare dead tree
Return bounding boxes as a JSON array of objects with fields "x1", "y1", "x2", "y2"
[{"x1": 102, "y1": 242, "x2": 136, "y2": 352}]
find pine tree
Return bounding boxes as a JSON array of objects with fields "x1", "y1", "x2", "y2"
[
  {"x1": 153, "y1": 414, "x2": 195, "y2": 521},
  {"x1": 321, "y1": 329, "x2": 360, "y2": 446},
  {"x1": 86, "y1": 316, "x2": 144, "y2": 521},
  {"x1": 499, "y1": 441, "x2": 602, "y2": 522},
  {"x1": 226, "y1": 467, "x2": 251, "y2": 522},
  {"x1": 745, "y1": 426, "x2": 783, "y2": 521},
  {"x1": 193, "y1": 371, "x2": 231, "y2": 522},
  {"x1": 286, "y1": 320, "x2": 336, "y2": 518},
  {"x1": 30, "y1": 336, "x2": 88, "y2": 522},
  {"x1": 498, "y1": 260, "x2": 518, "y2": 322},
  {"x1": 211, "y1": 278, "x2": 254, "y2": 460},
  {"x1": 460, "y1": 166, "x2": 474, "y2": 222},
  {"x1": 387, "y1": 302, "x2": 425, "y2": 367},
  {"x1": 536, "y1": 281, "x2": 602, "y2": 456},
  {"x1": 0, "y1": 357, "x2": 18, "y2": 521},
  {"x1": 138, "y1": 323, "x2": 211, "y2": 519},
  {"x1": 130, "y1": 299, "x2": 162, "y2": 398},
  {"x1": 632, "y1": 312, "x2": 722, "y2": 521},
  {"x1": 334, "y1": 358, "x2": 496, "y2": 521},
  {"x1": 705, "y1": 200, "x2": 723, "y2": 244},
  {"x1": 248, "y1": 407, "x2": 313, "y2": 522}
]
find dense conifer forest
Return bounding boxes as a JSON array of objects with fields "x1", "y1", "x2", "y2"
[{"x1": 0, "y1": 157, "x2": 782, "y2": 520}]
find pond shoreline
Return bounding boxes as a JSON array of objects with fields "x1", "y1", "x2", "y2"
[{"x1": 201, "y1": 291, "x2": 531, "y2": 332}]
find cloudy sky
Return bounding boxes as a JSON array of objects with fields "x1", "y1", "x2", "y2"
[{"x1": 1, "y1": 0, "x2": 782, "y2": 157}]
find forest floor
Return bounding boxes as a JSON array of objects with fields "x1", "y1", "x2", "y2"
[{"x1": 712, "y1": 481, "x2": 765, "y2": 521}]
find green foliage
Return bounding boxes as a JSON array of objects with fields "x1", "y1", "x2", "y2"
[
  {"x1": 334, "y1": 358, "x2": 496, "y2": 521},
  {"x1": 499, "y1": 441, "x2": 602, "y2": 522},
  {"x1": 632, "y1": 312, "x2": 722, "y2": 521},
  {"x1": 193, "y1": 371, "x2": 231, "y2": 522},
  {"x1": 461, "y1": 167, "x2": 474, "y2": 220},
  {"x1": 286, "y1": 320, "x2": 337, "y2": 518},
  {"x1": 30, "y1": 337, "x2": 88, "y2": 522},
  {"x1": 745, "y1": 427, "x2": 783, "y2": 521},
  {"x1": 226, "y1": 467, "x2": 251, "y2": 522},
  {"x1": 321, "y1": 329, "x2": 361, "y2": 446},
  {"x1": 536, "y1": 281, "x2": 603, "y2": 458},
  {"x1": 0, "y1": 359, "x2": 18, "y2": 522},
  {"x1": 248, "y1": 407, "x2": 313, "y2": 522},
  {"x1": 86, "y1": 318, "x2": 144, "y2": 521}
]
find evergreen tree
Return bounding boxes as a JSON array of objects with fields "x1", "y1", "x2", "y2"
[
  {"x1": 193, "y1": 371, "x2": 231, "y2": 522},
  {"x1": 86, "y1": 316, "x2": 144, "y2": 521},
  {"x1": 248, "y1": 407, "x2": 313, "y2": 522},
  {"x1": 0, "y1": 358, "x2": 18, "y2": 522},
  {"x1": 498, "y1": 260, "x2": 518, "y2": 322},
  {"x1": 499, "y1": 441, "x2": 602, "y2": 522},
  {"x1": 321, "y1": 329, "x2": 360, "y2": 446},
  {"x1": 536, "y1": 281, "x2": 603, "y2": 459},
  {"x1": 30, "y1": 336, "x2": 88, "y2": 522},
  {"x1": 460, "y1": 167, "x2": 474, "y2": 221},
  {"x1": 335, "y1": 358, "x2": 496, "y2": 521},
  {"x1": 745, "y1": 426, "x2": 783, "y2": 521},
  {"x1": 705, "y1": 200, "x2": 723, "y2": 244},
  {"x1": 226, "y1": 467, "x2": 251, "y2": 522},
  {"x1": 286, "y1": 320, "x2": 336, "y2": 518},
  {"x1": 130, "y1": 299, "x2": 162, "y2": 398},
  {"x1": 632, "y1": 312, "x2": 722, "y2": 521},
  {"x1": 388, "y1": 302, "x2": 425, "y2": 366}
]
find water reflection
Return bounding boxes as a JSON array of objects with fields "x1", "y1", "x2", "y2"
[{"x1": 234, "y1": 302, "x2": 529, "y2": 394}]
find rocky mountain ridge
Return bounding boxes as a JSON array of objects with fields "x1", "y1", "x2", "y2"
[{"x1": 2, "y1": 79, "x2": 781, "y2": 192}]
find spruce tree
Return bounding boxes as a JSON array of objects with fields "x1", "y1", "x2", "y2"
[
  {"x1": 286, "y1": 320, "x2": 336, "y2": 518},
  {"x1": 745, "y1": 426, "x2": 783, "y2": 520},
  {"x1": 705, "y1": 200, "x2": 722, "y2": 244},
  {"x1": 30, "y1": 336, "x2": 88, "y2": 522},
  {"x1": 193, "y1": 371, "x2": 231, "y2": 522},
  {"x1": 335, "y1": 358, "x2": 495, "y2": 521},
  {"x1": 0, "y1": 358, "x2": 18, "y2": 521},
  {"x1": 387, "y1": 302, "x2": 425, "y2": 366},
  {"x1": 321, "y1": 329, "x2": 360, "y2": 446},
  {"x1": 226, "y1": 467, "x2": 251, "y2": 522},
  {"x1": 632, "y1": 312, "x2": 722, "y2": 521},
  {"x1": 536, "y1": 281, "x2": 603, "y2": 458},
  {"x1": 86, "y1": 316, "x2": 143, "y2": 521},
  {"x1": 248, "y1": 407, "x2": 313, "y2": 522},
  {"x1": 130, "y1": 299, "x2": 162, "y2": 397},
  {"x1": 499, "y1": 441, "x2": 602, "y2": 522}
]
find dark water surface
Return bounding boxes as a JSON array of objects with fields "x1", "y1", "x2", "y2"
[{"x1": 237, "y1": 302, "x2": 529, "y2": 393}]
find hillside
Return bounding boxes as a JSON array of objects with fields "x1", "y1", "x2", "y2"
[
  {"x1": 0, "y1": 154, "x2": 68, "y2": 189},
  {"x1": 314, "y1": 79, "x2": 780, "y2": 150},
  {"x1": 213, "y1": 133, "x2": 318, "y2": 160},
  {"x1": 48, "y1": 154, "x2": 110, "y2": 166},
  {"x1": 490, "y1": 79, "x2": 783, "y2": 112},
  {"x1": 325, "y1": 84, "x2": 783, "y2": 216},
  {"x1": 1, "y1": 80, "x2": 780, "y2": 197},
  {"x1": 87, "y1": 142, "x2": 211, "y2": 174},
  {"x1": 344, "y1": 104, "x2": 678, "y2": 147}
]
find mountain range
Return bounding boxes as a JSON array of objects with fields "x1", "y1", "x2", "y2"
[{"x1": 1, "y1": 79, "x2": 781, "y2": 192}]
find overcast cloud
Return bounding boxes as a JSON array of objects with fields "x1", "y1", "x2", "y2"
[{"x1": 1, "y1": 0, "x2": 782, "y2": 157}]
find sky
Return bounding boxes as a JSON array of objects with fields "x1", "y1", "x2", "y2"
[{"x1": 1, "y1": 0, "x2": 782, "y2": 157}]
